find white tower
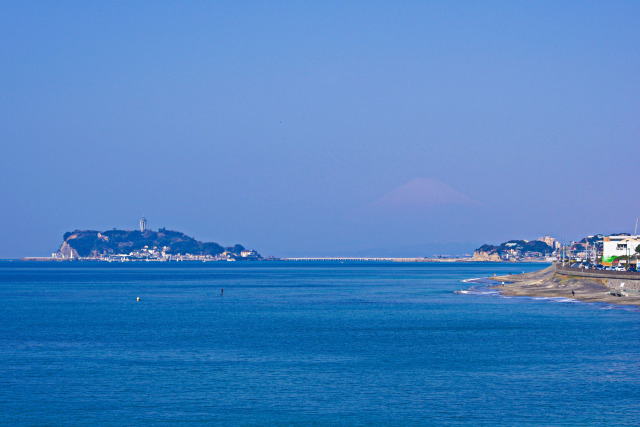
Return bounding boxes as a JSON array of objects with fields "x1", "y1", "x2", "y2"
[{"x1": 140, "y1": 216, "x2": 147, "y2": 232}]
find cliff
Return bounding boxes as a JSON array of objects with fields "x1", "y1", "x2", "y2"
[
  {"x1": 58, "y1": 241, "x2": 79, "y2": 259},
  {"x1": 472, "y1": 250, "x2": 501, "y2": 261}
]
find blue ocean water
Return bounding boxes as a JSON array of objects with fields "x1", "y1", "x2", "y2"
[{"x1": 1, "y1": 261, "x2": 640, "y2": 426}]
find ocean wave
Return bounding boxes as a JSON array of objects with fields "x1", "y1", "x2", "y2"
[
  {"x1": 548, "y1": 297, "x2": 581, "y2": 303},
  {"x1": 457, "y1": 278, "x2": 640, "y2": 313},
  {"x1": 455, "y1": 284, "x2": 500, "y2": 296},
  {"x1": 462, "y1": 277, "x2": 497, "y2": 285},
  {"x1": 498, "y1": 294, "x2": 640, "y2": 312},
  {"x1": 521, "y1": 296, "x2": 640, "y2": 312}
]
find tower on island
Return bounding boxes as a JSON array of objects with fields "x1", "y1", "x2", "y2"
[{"x1": 140, "y1": 216, "x2": 147, "y2": 232}]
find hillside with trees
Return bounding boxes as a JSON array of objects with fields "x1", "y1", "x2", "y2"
[
  {"x1": 58, "y1": 228, "x2": 246, "y2": 258},
  {"x1": 473, "y1": 239, "x2": 554, "y2": 261}
]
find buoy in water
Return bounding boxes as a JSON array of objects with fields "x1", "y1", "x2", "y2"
[{"x1": 136, "y1": 297, "x2": 140, "y2": 302}]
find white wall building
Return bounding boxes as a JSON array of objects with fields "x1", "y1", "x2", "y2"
[{"x1": 602, "y1": 235, "x2": 640, "y2": 264}]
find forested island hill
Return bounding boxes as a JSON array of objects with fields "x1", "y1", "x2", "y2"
[{"x1": 38, "y1": 218, "x2": 263, "y2": 262}]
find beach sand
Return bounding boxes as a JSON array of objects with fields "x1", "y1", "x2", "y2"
[{"x1": 490, "y1": 265, "x2": 640, "y2": 308}]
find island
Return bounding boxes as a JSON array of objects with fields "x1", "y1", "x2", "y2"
[{"x1": 46, "y1": 228, "x2": 263, "y2": 262}]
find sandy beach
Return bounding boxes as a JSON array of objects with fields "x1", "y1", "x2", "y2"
[{"x1": 489, "y1": 265, "x2": 640, "y2": 308}]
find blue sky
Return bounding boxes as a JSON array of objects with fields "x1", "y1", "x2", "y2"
[{"x1": 1, "y1": 1, "x2": 639, "y2": 258}]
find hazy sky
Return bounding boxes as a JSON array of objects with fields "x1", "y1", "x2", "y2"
[{"x1": 1, "y1": 1, "x2": 639, "y2": 258}]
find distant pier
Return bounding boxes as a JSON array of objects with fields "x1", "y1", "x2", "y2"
[{"x1": 283, "y1": 257, "x2": 473, "y2": 262}]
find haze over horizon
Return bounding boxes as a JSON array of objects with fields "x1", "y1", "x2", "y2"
[{"x1": 1, "y1": 2, "x2": 639, "y2": 258}]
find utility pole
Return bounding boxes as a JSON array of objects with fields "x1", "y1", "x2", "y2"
[{"x1": 626, "y1": 244, "x2": 631, "y2": 267}]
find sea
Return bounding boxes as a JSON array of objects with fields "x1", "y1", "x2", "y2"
[{"x1": 2, "y1": 261, "x2": 640, "y2": 426}]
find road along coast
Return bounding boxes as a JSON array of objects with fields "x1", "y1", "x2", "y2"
[{"x1": 490, "y1": 264, "x2": 640, "y2": 308}]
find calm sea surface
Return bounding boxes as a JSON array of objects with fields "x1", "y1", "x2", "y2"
[{"x1": 1, "y1": 261, "x2": 640, "y2": 425}]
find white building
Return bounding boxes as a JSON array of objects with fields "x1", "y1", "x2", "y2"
[
  {"x1": 539, "y1": 235, "x2": 561, "y2": 250},
  {"x1": 602, "y1": 235, "x2": 640, "y2": 265},
  {"x1": 140, "y1": 216, "x2": 147, "y2": 232}
]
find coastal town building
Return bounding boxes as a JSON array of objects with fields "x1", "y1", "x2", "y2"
[
  {"x1": 538, "y1": 236, "x2": 561, "y2": 250},
  {"x1": 473, "y1": 236, "x2": 560, "y2": 262},
  {"x1": 602, "y1": 235, "x2": 640, "y2": 266},
  {"x1": 140, "y1": 216, "x2": 147, "y2": 232},
  {"x1": 241, "y1": 250, "x2": 259, "y2": 258}
]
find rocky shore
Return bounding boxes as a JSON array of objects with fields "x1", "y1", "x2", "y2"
[{"x1": 490, "y1": 264, "x2": 640, "y2": 308}]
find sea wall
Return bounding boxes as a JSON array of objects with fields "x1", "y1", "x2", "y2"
[
  {"x1": 555, "y1": 264, "x2": 640, "y2": 293},
  {"x1": 555, "y1": 264, "x2": 640, "y2": 280}
]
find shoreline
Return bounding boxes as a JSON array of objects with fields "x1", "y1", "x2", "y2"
[
  {"x1": 488, "y1": 264, "x2": 640, "y2": 308},
  {"x1": 17, "y1": 257, "x2": 549, "y2": 265}
]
